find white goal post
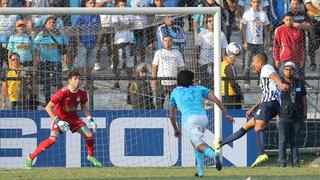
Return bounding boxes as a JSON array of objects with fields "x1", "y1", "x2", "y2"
[{"x1": 1, "y1": 6, "x2": 223, "y2": 166}]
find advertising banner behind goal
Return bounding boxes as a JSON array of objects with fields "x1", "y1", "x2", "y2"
[{"x1": 0, "y1": 110, "x2": 258, "y2": 168}]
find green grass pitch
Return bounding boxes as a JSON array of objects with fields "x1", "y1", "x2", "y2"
[{"x1": 1, "y1": 167, "x2": 319, "y2": 180}]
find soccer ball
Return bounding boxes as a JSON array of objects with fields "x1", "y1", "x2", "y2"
[{"x1": 226, "y1": 42, "x2": 242, "y2": 56}]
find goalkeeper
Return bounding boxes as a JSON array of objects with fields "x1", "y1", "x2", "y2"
[
  {"x1": 25, "y1": 71, "x2": 102, "y2": 169},
  {"x1": 168, "y1": 70, "x2": 234, "y2": 177}
]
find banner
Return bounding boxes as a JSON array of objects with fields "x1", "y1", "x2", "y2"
[{"x1": 0, "y1": 110, "x2": 258, "y2": 168}]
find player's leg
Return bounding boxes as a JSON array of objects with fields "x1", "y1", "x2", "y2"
[
  {"x1": 26, "y1": 130, "x2": 59, "y2": 169},
  {"x1": 185, "y1": 115, "x2": 221, "y2": 176},
  {"x1": 76, "y1": 126, "x2": 102, "y2": 167},
  {"x1": 251, "y1": 101, "x2": 280, "y2": 167},
  {"x1": 215, "y1": 118, "x2": 255, "y2": 150},
  {"x1": 194, "y1": 149, "x2": 204, "y2": 177}
]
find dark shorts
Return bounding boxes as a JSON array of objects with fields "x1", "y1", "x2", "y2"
[
  {"x1": 51, "y1": 117, "x2": 86, "y2": 133},
  {"x1": 254, "y1": 100, "x2": 280, "y2": 122}
]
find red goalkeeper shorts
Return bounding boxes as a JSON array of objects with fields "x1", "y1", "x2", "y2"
[{"x1": 51, "y1": 117, "x2": 86, "y2": 133}]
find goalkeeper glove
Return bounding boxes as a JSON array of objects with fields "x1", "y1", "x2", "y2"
[
  {"x1": 55, "y1": 116, "x2": 70, "y2": 132},
  {"x1": 87, "y1": 116, "x2": 97, "y2": 133},
  {"x1": 57, "y1": 121, "x2": 70, "y2": 132}
]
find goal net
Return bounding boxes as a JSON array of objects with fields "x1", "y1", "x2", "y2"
[{"x1": 0, "y1": 6, "x2": 227, "y2": 168}]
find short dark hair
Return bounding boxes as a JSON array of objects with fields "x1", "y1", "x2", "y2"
[
  {"x1": 68, "y1": 71, "x2": 81, "y2": 79},
  {"x1": 284, "y1": 12, "x2": 294, "y2": 18},
  {"x1": 116, "y1": 0, "x2": 126, "y2": 4},
  {"x1": 254, "y1": 53, "x2": 268, "y2": 65},
  {"x1": 9, "y1": 52, "x2": 20, "y2": 59},
  {"x1": 177, "y1": 70, "x2": 194, "y2": 87}
]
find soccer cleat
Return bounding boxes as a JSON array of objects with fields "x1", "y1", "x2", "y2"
[
  {"x1": 214, "y1": 141, "x2": 222, "y2": 151},
  {"x1": 87, "y1": 156, "x2": 102, "y2": 168},
  {"x1": 251, "y1": 154, "x2": 269, "y2": 168},
  {"x1": 25, "y1": 157, "x2": 33, "y2": 170},
  {"x1": 215, "y1": 156, "x2": 222, "y2": 171}
]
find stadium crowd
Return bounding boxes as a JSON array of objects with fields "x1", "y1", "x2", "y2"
[{"x1": 0, "y1": 0, "x2": 319, "y2": 110}]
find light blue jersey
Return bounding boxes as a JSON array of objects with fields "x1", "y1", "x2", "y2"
[
  {"x1": 7, "y1": 35, "x2": 36, "y2": 62},
  {"x1": 34, "y1": 32, "x2": 69, "y2": 62},
  {"x1": 169, "y1": 85, "x2": 210, "y2": 123}
]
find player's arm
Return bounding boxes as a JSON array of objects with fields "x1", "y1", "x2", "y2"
[
  {"x1": 269, "y1": 72, "x2": 289, "y2": 91},
  {"x1": 45, "y1": 101, "x2": 57, "y2": 121},
  {"x1": 81, "y1": 102, "x2": 98, "y2": 133},
  {"x1": 246, "y1": 97, "x2": 261, "y2": 118},
  {"x1": 81, "y1": 102, "x2": 91, "y2": 117},
  {"x1": 208, "y1": 92, "x2": 234, "y2": 123},
  {"x1": 169, "y1": 106, "x2": 181, "y2": 138}
]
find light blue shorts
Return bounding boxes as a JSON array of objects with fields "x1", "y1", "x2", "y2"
[{"x1": 183, "y1": 115, "x2": 209, "y2": 148}]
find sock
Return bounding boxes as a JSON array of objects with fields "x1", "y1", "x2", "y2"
[
  {"x1": 220, "y1": 127, "x2": 247, "y2": 146},
  {"x1": 256, "y1": 130, "x2": 265, "y2": 155},
  {"x1": 194, "y1": 150, "x2": 204, "y2": 176},
  {"x1": 29, "y1": 138, "x2": 55, "y2": 160},
  {"x1": 203, "y1": 147, "x2": 216, "y2": 158},
  {"x1": 86, "y1": 138, "x2": 95, "y2": 157}
]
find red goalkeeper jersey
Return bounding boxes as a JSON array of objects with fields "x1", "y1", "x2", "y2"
[{"x1": 51, "y1": 85, "x2": 88, "y2": 120}]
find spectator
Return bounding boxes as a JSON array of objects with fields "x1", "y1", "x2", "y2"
[
  {"x1": 129, "y1": 63, "x2": 155, "y2": 109},
  {"x1": 151, "y1": 35, "x2": 185, "y2": 109},
  {"x1": 192, "y1": 0, "x2": 225, "y2": 42},
  {"x1": 130, "y1": 0, "x2": 153, "y2": 63},
  {"x1": 95, "y1": 0, "x2": 115, "y2": 71},
  {"x1": 34, "y1": 3, "x2": 65, "y2": 33},
  {"x1": 238, "y1": 0, "x2": 269, "y2": 18},
  {"x1": 242, "y1": 0, "x2": 270, "y2": 88},
  {"x1": 9, "y1": 0, "x2": 24, "y2": 7},
  {"x1": 1, "y1": 53, "x2": 22, "y2": 110},
  {"x1": 273, "y1": 12, "x2": 305, "y2": 77},
  {"x1": 35, "y1": 16, "x2": 68, "y2": 103},
  {"x1": 277, "y1": 61, "x2": 307, "y2": 167},
  {"x1": 194, "y1": 15, "x2": 228, "y2": 88},
  {"x1": 224, "y1": 0, "x2": 236, "y2": 43},
  {"x1": 221, "y1": 42, "x2": 243, "y2": 109},
  {"x1": 111, "y1": 0, "x2": 135, "y2": 95},
  {"x1": 290, "y1": 0, "x2": 309, "y2": 30},
  {"x1": 75, "y1": 0, "x2": 101, "y2": 89},
  {"x1": 290, "y1": 0, "x2": 310, "y2": 75},
  {"x1": 26, "y1": 0, "x2": 53, "y2": 25},
  {"x1": 0, "y1": 0, "x2": 20, "y2": 69},
  {"x1": 268, "y1": 0, "x2": 290, "y2": 28},
  {"x1": 156, "y1": 16, "x2": 185, "y2": 53},
  {"x1": 304, "y1": 0, "x2": 320, "y2": 71},
  {"x1": 68, "y1": 0, "x2": 82, "y2": 73},
  {"x1": 179, "y1": 0, "x2": 197, "y2": 32},
  {"x1": 7, "y1": 20, "x2": 36, "y2": 68}
]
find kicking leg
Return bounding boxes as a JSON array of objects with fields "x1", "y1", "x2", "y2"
[{"x1": 215, "y1": 118, "x2": 255, "y2": 150}]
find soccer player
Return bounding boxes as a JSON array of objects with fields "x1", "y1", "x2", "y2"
[
  {"x1": 169, "y1": 70, "x2": 234, "y2": 177},
  {"x1": 214, "y1": 53, "x2": 289, "y2": 167},
  {"x1": 25, "y1": 71, "x2": 102, "y2": 169}
]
